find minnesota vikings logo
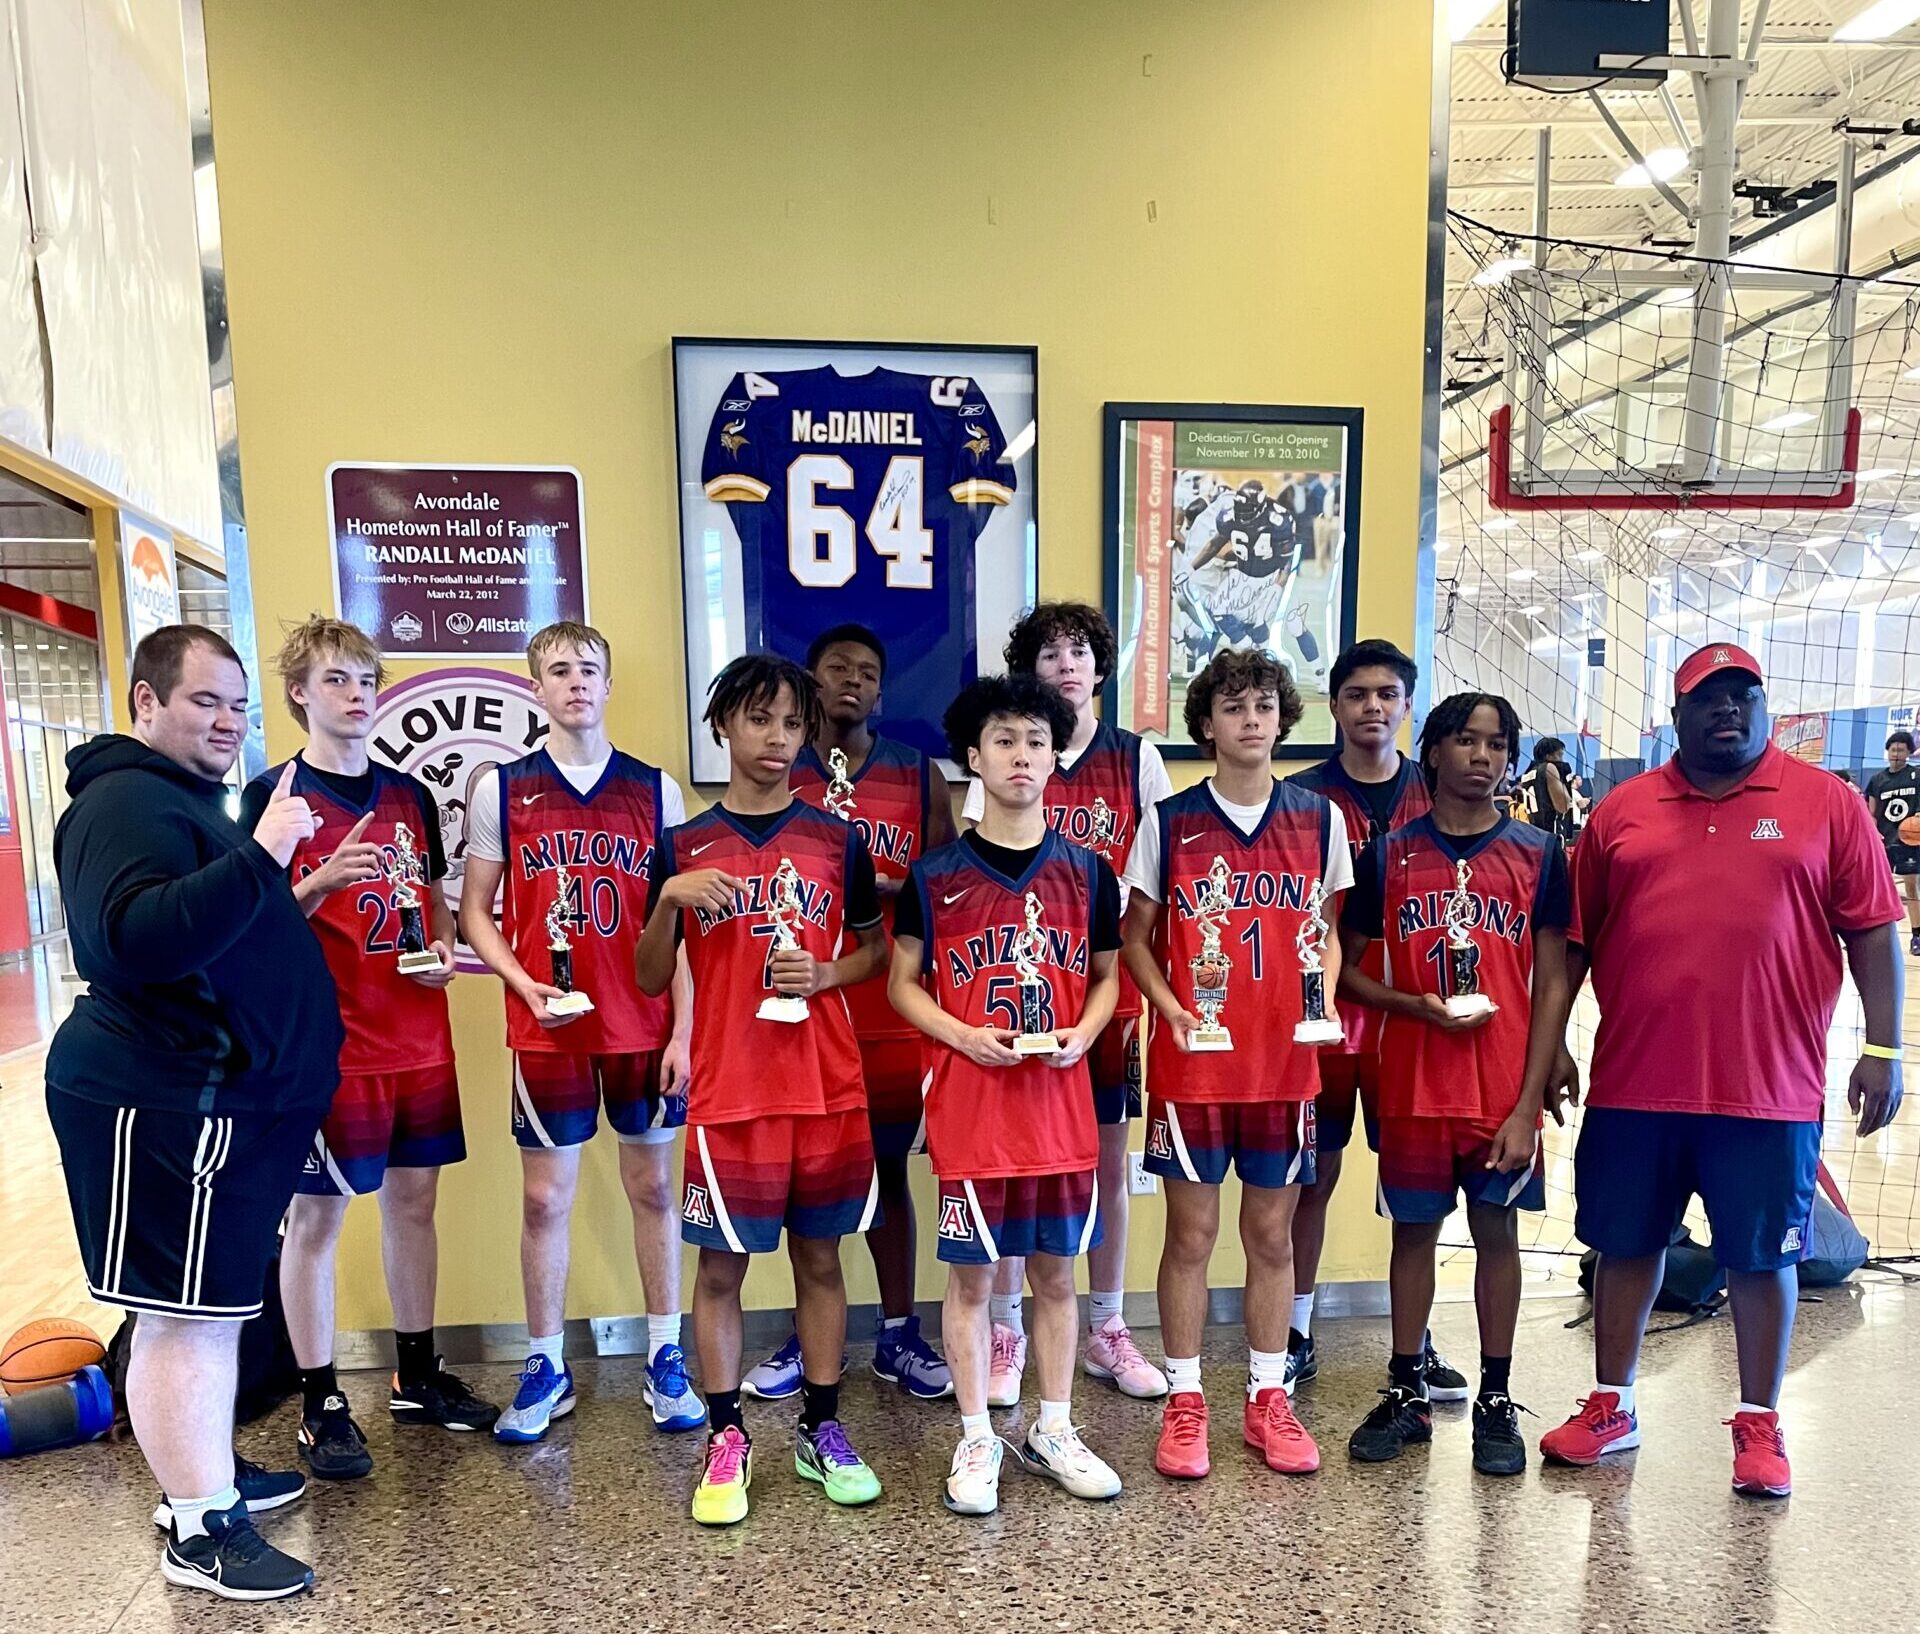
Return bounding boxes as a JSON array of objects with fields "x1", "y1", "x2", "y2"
[
  {"x1": 719, "y1": 418, "x2": 748, "y2": 454},
  {"x1": 963, "y1": 423, "x2": 991, "y2": 460}
]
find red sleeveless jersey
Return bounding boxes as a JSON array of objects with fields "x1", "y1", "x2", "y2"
[
  {"x1": 655, "y1": 802, "x2": 868, "y2": 1125},
  {"x1": 270, "y1": 760, "x2": 453, "y2": 1075},
  {"x1": 790, "y1": 736, "x2": 929, "y2": 1041},
  {"x1": 1290, "y1": 754, "x2": 1432, "y2": 1055},
  {"x1": 1044, "y1": 721, "x2": 1143, "y2": 1019},
  {"x1": 499, "y1": 749, "x2": 669, "y2": 1054},
  {"x1": 1145, "y1": 782, "x2": 1338, "y2": 1105},
  {"x1": 1361, "y1": 816, "x2": 1570, "y2": 1121},
  {"x1": 907, "y1": 832, "x2": 1102, "y2": 1179}
]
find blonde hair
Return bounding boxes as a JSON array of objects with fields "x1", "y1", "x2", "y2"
[
  {"x1": 276, "y1": 615, "x2": 384, "y2": 729},
  {"x1": 526, "y1": 620, "x2": 612, "y2": 681}
]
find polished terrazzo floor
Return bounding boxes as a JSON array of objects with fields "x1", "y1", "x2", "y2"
[{"x1": 4, "y1": 1285, "x2": 1916, "y2": 1633}]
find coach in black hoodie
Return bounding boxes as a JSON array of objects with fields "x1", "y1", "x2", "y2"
[{"x1": 45, "y1": 624, "x2": 342, "y2": 1602}]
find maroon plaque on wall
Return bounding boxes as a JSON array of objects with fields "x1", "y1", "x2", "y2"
[{"x1": 327, "y1": 463, "x2": 589, "y2": 657}]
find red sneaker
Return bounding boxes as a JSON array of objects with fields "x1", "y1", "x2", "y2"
[
  {"x1": 1727, "y1": 1410, "x2": 1791, "y2": 1499},
  {"x1": 1540, "y1": 1392, "x2": 1640, "y2": 1466},
  {"x1": 1243, "y1": 1386, "x2": 1320, "y2": 1475},
  {"x1": 1155, "y1": 1391, "x2": 1210, "y2": 1479}
]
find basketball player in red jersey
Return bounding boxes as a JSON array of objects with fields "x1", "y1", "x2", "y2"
[
  {"x1": 893, "y1": 673, "x2": 1123, "y2": 1515},
  {"x1": 1287, "y1": 640, "x2": 1461, "y2": 1397},
  {"x1": 745, "y1": 624, "x2": 958, "y2": 1403},
  {"x1": 1123, "y1": 650, "x2": 1351, "y2": 1480},
  {"x1": 638, "y1": 653, "x2": 888, "y2": 1526},
  {"x1": 244, "y1": 617, "x2": 496, "y2": 1483},
  {"x1": 963, "y1": 602, "x2": 1172, "y2": 1403},
  {"x1": 460, "y1": 622, "x2": 702, "y2": 1443}
]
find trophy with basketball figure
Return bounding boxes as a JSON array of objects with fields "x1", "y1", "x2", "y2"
[
  {"x1": 823, "y1": 747, "x2": 857, "y2": 820},
  {"x1": 1441, "y1": 858, "x2": 1496, "y2": 1018},
  {"x1": 756, "y1": 857, "x2": 811, "y2": 1023},
  {"x1": 386, "y1": 822, "x2": 443, "y2": 976},
  {"x1": 543, "y1": 864, "x2": 594, "y2": 1017},
  {"x1": 1011, "y1": 890, "x2": 1061, "y2": 1056},
  {"x1": 1087, "y1": 796, "x2": 1121, "y2": 862},
  {"x1": 1187, "y1": 855, "x2": 1235, "y2": 1052},
  {"x1": 1293, "y1": 878, "x2": 1345, "y2": 1045}
]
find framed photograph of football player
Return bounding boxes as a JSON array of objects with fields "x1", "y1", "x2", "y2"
[
  {"x1": 673, "y1": 338, "x2": 1039, "y2": 783},
  {"x1": 1102, "y1": 402, "x2": 1361, "y2": 760}
]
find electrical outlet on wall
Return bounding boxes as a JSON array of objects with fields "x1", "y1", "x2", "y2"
[{"x1": 1128, "y1": 1153, "x2": 1158, "y2": 1196}]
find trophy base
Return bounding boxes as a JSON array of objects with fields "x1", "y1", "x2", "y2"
[
  {"x1": 396, "y1": 950, "x2": 442, "y2": 975},
  {"x1": 1444, "y1": 994, "x2": 1496, "y2": 1019},
  {"x1": 1292, "y1": 1018, "x2": 1344, "y2": 1045},
  {"x1": 757, "y1": 995, "x2": 810, "y2": 1024},
  {"x1": 1013, "y1": 1032, "x2": 1061, "y2": 1057},
  {"x1": 1189, "y1": 1028, "x2": 1234, "y2": 1053},
  {"x1": 546, "y1": 990, "x2": 594, "y2": 1017}
]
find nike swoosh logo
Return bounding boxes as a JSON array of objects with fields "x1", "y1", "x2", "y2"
[
  {"x1": 689, "y1": 841, "x2": 717, "y2": 857},
  {"x1": 521, "y1": 794, "x2": 545, "y2": 805},
  {"x1": 943, "y1": 889, "x2": 969, "y2": 904},
  {"x1": 1180, "y1": 833, "x2": 1206, "y2": 844}
]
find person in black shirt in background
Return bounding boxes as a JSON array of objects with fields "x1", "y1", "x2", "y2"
[
  {"x1": 1865, "y1": 731, "x2": 1920, "y2": 957},
  {"x1": 44, "y1": 625, "x2": 344, "y2": 1601}
]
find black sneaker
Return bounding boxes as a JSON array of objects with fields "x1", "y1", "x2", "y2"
[
  {"x1": 1472, "y1": 1393, "x2": 1529, "y2": 1477},
  {"x1": 160, "y1": 1502, "x2": 314, "y2": 1601},
  {"x1": 391, "y1": 1363, "x2": 501, "y2": 1432},
  {"x1": 298, "y1": 1394, "x2": 373, "y2": 1479},
  {"x1": 1284, "y1": 1330, "x2": 1318, "y2": 1389},
  {"x1": 1348, "y1": 1385, "x2": 1434, "y2": 1463},
  {"x1": 1909, "y1": 929, "x2": 1919, "y2": 958},
  {"x1": 152, "y1": 1453, "x2": 307, "y2": 1529},
  {"x1": 1423, "y1": 1339, "x2": 1470, "y2": 1403}
]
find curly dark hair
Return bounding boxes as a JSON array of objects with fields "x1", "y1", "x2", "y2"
[
  {"x1": 1416, "y1": 691, "x2": 1523, "y2": 789},
  {"x1": 1183, "y1": 649, "x2": 1303, "y2": 755},
  {"x1": 1889, "y1": 730, "x2": 1916, "y2": 753},
  {"x1": 1002, "y1": 601, "x2": 1117, "y2": 684},
  {"x1": 943, "y1": 673, "x2": 1076, "y2": 763},
  {"x1": 703, "y1": 652, "x2": 824, "y2": 746}
]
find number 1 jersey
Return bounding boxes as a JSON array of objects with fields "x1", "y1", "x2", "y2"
[{"x1": 702, "y1": 366, "x2": 1016, "y2": 763}]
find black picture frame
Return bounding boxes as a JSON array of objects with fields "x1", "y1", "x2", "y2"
[{"x1": 1101, "y1": 400, "x2": 1363, "y2": 761}]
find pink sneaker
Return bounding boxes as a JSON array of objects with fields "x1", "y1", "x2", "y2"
[
  {"x1": 1083, "y1": 1315, "x2": 1169, "y2": 1399},
  {"x1": 986, "y1": 1323, "x2": 1026, "y2": 1409}
]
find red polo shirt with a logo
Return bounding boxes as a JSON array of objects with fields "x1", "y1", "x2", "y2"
[{"x1": 1569, "y1": 745, "x2": 1899, "y2": 1121}]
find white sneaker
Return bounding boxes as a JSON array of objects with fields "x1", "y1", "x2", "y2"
[
  {"x1": 943, "y1": 1435, "x2": 1004, "y2": 1515},
  {"x1": 986, "y1": 1323, "x2": 1026, "y2": 1410},
  {"x1": 1017, "y1": 1422, "x2": 1122, "y2": 1500}
]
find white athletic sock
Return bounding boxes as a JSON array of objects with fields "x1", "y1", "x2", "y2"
[
  {"x1": 646, "y1": 1314, "x2": 680, "y2": 1359},
  {"x1": 881, "y1": 1315, "x2": 908, "y2": 1332},
  {"x1": 991, "y1": 1293, "x2": 1025, "y2": 1337},
  {"x1": 1088, "y1": 1289, "x2": 1124, "y2": 1331},
  {"x1": 961, "y1": 1411, "x2": 993, "y2": 1443},
  {"x1": 529, "y1": 1331, "x2": 565, "y2": 1370},
  {"x1": 1037, "y1": 1398, "x2": 1072, "y2": 1434},
  {"x1": 1165, "y1": 1355, "x2": 1202, "y2": 1394},
  {"x1": 1736, "y1": 1400, "x2": 1773, "y2": 1417},
  {"x1": 1599, "y1": 1379, "x2": 1636, "y2": 1415},
  {"x1": 1292, "y1": 1292, "x2": 1314, "y2": 1337},
  {"x1": 168, "y1": 1485, "x2": 240, "y2": 1542},
  {"x1": 1248, "y1": 1346, "x2": 1290, "y2": 1400}
]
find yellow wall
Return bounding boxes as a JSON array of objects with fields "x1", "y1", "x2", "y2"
[{"x1": 203, "y1": 0, "x2": 1428, "y2": 1328}]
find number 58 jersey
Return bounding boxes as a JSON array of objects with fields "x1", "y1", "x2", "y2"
[{"x1": 702, "y1": 366, "x2": 1016, "y2": 764}]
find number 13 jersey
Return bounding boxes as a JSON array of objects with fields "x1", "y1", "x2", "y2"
[{"x1": 702, "y1": 365, "x2": 1016, "y2": 764}]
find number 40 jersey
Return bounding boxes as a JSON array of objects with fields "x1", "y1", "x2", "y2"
[{"x1": 702, "y1": 366, "x2": 1017, "y2": 763}]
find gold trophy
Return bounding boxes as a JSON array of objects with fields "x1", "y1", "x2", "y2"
[
  {"x1": 1186, "y1": 855, "x2": 1234, "y2": 1052},
  {"x1": 1011, "y1": 890, "x2": 1061, "y2": 1056},
  {"x1": 823, "y1": 746, "x2": 856, "y2": 819},
  {"x1": 386, "y1": 822, "x2": 442, "y2": 975},
  {"x1": 1441, "y1": 857, "x2": 1496, "y2": 1018},
  {"x1": 1293, "y1": 878, "x2": 1344, "y2": 1044},
  {"x1": 1087, "y1": 796, "x2": 1120, "y2": 861},
  {"x1": 756, "y1": 856, "x2": 810, "y2": 1023},
  {"x1": 543, "y1": 863, "x2": 594, "y2": 1017}
]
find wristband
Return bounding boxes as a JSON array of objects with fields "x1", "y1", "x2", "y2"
[{"x1": 1862, "y1": 1043, "x2": 1902, "y2": 1060}]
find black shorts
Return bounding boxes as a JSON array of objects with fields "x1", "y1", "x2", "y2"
[
  {"x1": 46, "y1": 1085, "x2": 319, "y2": 1322},
  {"x1": 1886, "y1": 842, "x2": 1920, "y2": 877}
]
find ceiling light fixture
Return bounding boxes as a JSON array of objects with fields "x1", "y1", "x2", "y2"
[
  {"x1": 1834, "y1": 1, "x2": 1920, "y2": 43},
  {"x1": 1616, "y1": 148, "x2": 1689, "y2": 189}
]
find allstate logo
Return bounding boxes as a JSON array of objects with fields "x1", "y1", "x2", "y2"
[
  {"x1": 445, "y1": 612, "x2": 475, "y2": 636},
  {"x1": 390, "y1": 611, "x2": 424, "y2": 643}
]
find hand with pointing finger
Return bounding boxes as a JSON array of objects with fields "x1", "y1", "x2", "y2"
[
  {"x1": 302, "y1": 810, "x2": 385, "y2": 899},
  {"x1": 253, "y1": 761, "x2": 324, "y2": 868}
]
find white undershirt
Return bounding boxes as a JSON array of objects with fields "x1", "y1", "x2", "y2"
[
  {"x1": 464, "y1": 755, "x2": 686, "y2": 862},
  {"x1": 1123, "y1": 777, "x2": 1353, "y2": 904}
]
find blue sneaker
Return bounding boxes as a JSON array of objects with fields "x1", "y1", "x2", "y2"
[
  {"x1": 872, "y1": 1315, "x2": 953, "y2": 1400},
  {"x1": 493, "y1": 1356, "x2": 575, "y2": 1443},
  {"x1": 742, "y1": 1334, "x2": 803, "y2": 1400},
  {"x1": 645, "y1": 1344, "x2": 707, "y2": 1432}
]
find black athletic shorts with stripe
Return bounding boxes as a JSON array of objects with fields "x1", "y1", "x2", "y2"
[{"x1": 46, "y1": 1084, "x2": 319, "y2": 1322}]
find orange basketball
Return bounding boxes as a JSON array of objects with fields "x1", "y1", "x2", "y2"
[
  {"x1": 0, "y1": 1318, "x2": 107, "y2": 1395},
  {"x1": 1900, "y1": 815, "x2": 1920, "y2": 848}
]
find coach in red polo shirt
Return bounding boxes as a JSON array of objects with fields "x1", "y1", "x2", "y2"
[{"x1": 1539, "y1": 641, "x2": 1903, "y2": 1499}]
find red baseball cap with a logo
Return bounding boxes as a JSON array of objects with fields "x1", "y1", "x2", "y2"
[{"x1": 1674, "y1": 641, "x2": 1764, "y2": 698}]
